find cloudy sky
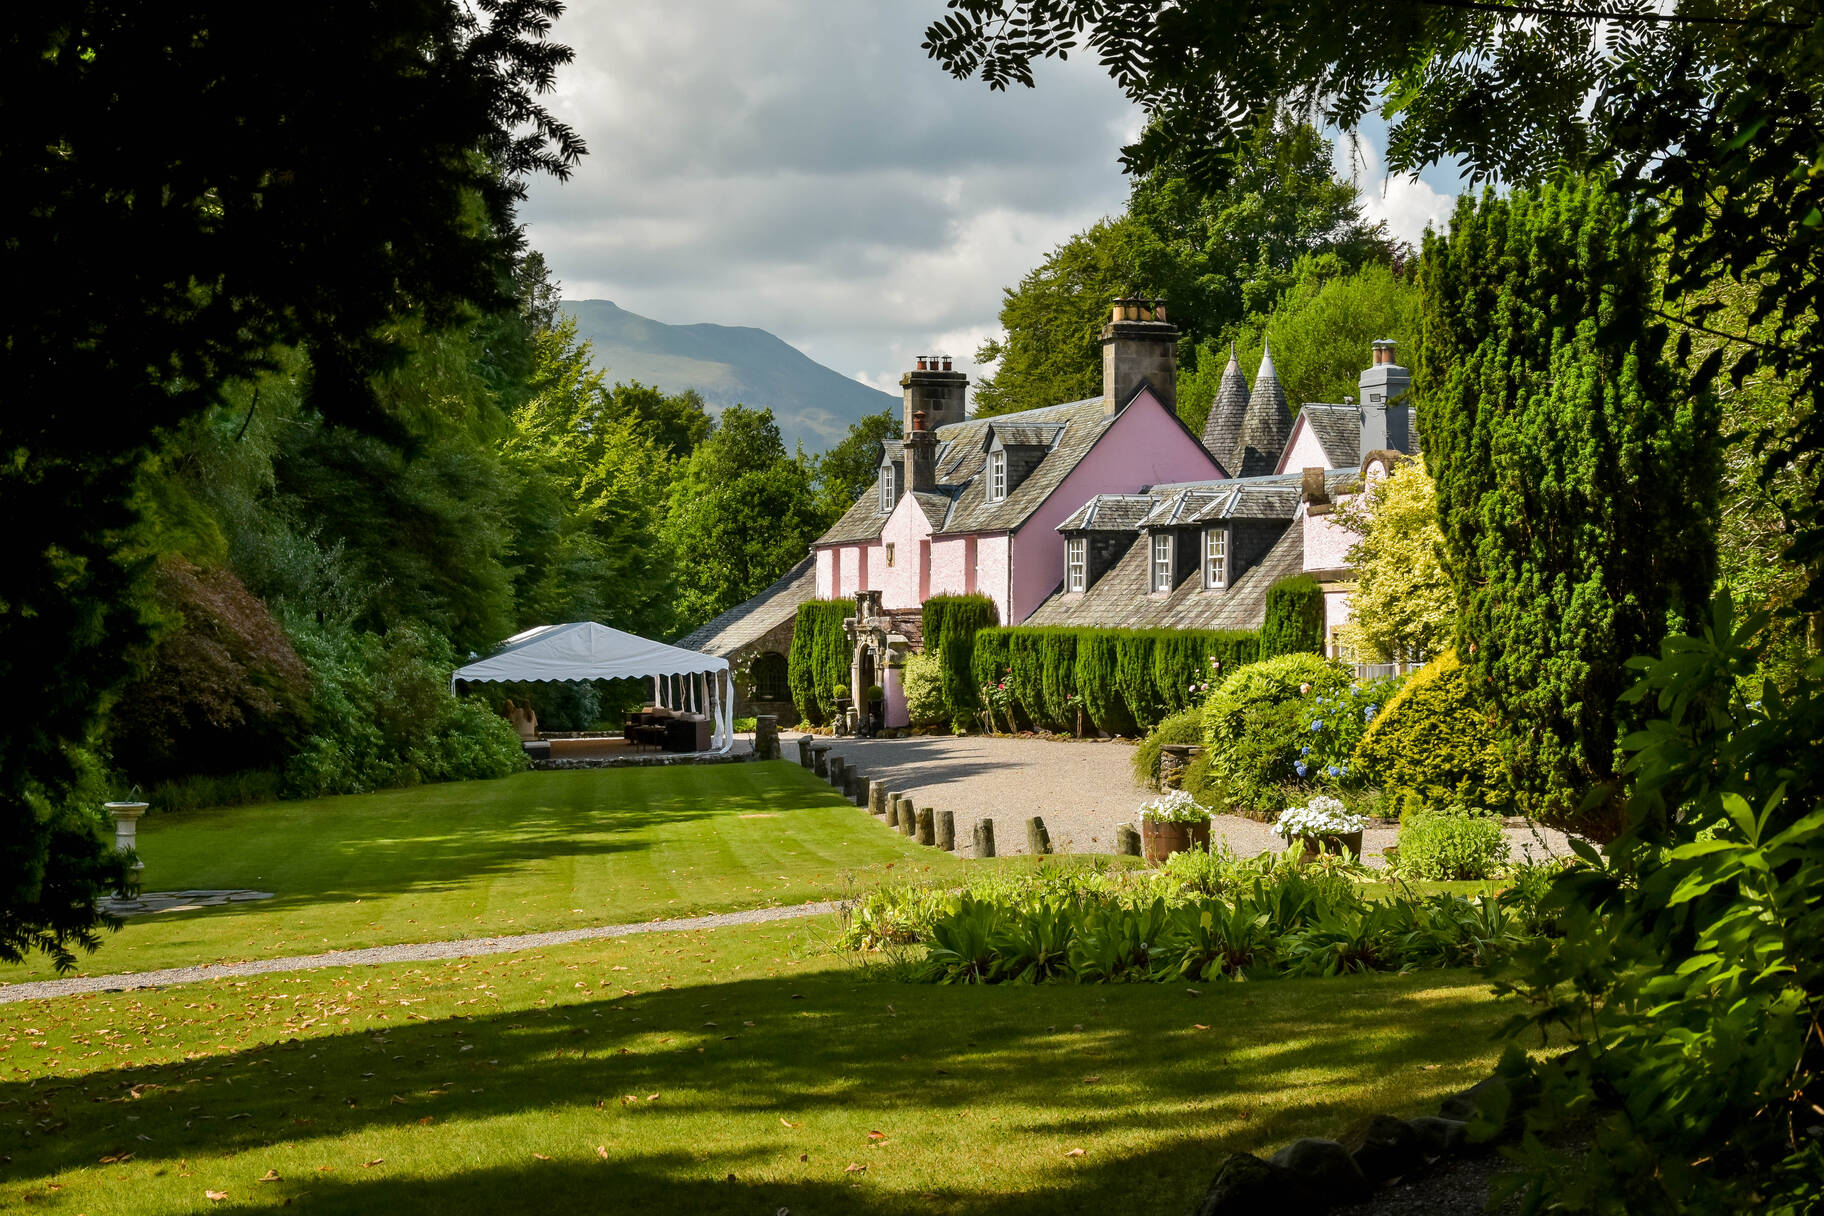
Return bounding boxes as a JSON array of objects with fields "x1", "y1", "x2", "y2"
[{"x1": 519, "y1": 0, "x2": 1465, "y2": 397}]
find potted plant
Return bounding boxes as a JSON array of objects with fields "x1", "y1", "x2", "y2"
[
  {"x1": 864, "y1": 683, "x2": 885, "y2": 734},
  {"x1": 1137, "y1": 789, "x2": 1213, "y2": 863},
  {"x1": 1274, "y1": 795, "x2": 1366, "y2": 861}
]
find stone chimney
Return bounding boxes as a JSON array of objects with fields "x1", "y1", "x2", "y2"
[
  {"x1": 1358, "y1": 339, "x2": 1413, "y2": 460},
  {"x1": 1101, "y1": 297, "x2": 1178, "y2": 415},
  {"x1": 904, "y1": 409, "x2": 939, "y2": 493},
  {"x1": 900, "y1": 354, "x2": 966, "y2": 433}
]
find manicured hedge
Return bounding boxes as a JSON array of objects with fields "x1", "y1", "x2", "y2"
[
  {"x1": 1261, "y1": 574, "x2": 1326, "y2": 658},
  {"x1": 922, "y1": 594, "x2": 999, "y2": 721},
  {"x1": 788, "y1": 599, "x2": 851, "y2": 725},
  {"x1": 959, "y1": 625, "x2": 1258, "y2": 735},
  {"x1": 1351, "y1": 650, "x2": 1511, "y2": 813}
]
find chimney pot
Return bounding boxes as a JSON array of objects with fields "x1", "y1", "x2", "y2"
[
  {"x1": 916, "y1": 356, "x2": 928, "y2": 371},
  {"x1": 941, "y1": 356, "x2": 952, "y2": 371},
  {"x1": 912, "y1": 410, "x2": 926, "y2": 432}
]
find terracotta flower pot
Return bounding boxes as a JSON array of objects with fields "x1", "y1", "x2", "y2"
[{"x1": 1141, "y1": 818, "x2": 1212, "y2": 864}]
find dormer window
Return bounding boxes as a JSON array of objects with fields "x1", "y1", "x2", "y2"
[
  {"x1": 879, "y1": 464, "x2": 896, "y2": 512},
  {"x1": 1202, "y1": 527, "x2": 1228, "y2": 590},
  {"x1": 1151, "y1": 533, "x2": 1174, "y2": 593},
  {"x1": 1066, "y1": 536, "x2": 1086, "y2": 592},
  {"x1": 988, "y1": 450, "x2": 1007, "y2": 502}
]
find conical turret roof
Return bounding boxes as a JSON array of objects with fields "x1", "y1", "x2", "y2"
[
  {"x1": 1199, "y1": 343, "x2": 1250, "y2": 474},
  {"x1": 1230, "y1": 339, "x2": 1293, "y2": 477}
]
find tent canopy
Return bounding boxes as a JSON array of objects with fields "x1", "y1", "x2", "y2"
[
  {"x1": 453, "y1": 622, "x2": 733, "y2": 753},
  {"x1": 453, "y1": 621, "x2": 727, "y2": 685}
]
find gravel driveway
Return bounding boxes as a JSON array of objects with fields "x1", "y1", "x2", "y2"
[{"x1": 811, "y1": 734, "x2": 1570, "y2": 863}]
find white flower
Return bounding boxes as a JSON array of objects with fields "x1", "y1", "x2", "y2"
[
  {"x1": 1274, "y1": 795, "x2": 1365, "y2": 838},
  {"x1": 1138, "y1": 789, "x2": 1212, "y2": 825}
]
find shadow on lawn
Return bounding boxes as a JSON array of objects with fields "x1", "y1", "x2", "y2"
[{"x1": 0, "y1": 969, "x2": 1503, "y2": 1214}]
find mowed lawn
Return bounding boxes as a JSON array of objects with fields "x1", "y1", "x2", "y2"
[
  {"x1": 0, "y1": 763, "x2": 956, "y2": 984},
  {"x1": 0, "y1": 918, "x2": 1519, "y2": 1216}
]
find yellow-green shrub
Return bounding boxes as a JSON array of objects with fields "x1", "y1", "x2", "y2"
[{"x1": 1350, "y1": 650, "x2": 1510, "y2": 813}]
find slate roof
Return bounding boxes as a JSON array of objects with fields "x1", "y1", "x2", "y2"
[
  {"x1": 1026, "y1": 517, "x2": 1307, "y2": 631},
  {"x1": 1230, "y1": 342, "x2": 1293, "y2": 477},
  {"x1": 815, "y1": 397, "x2": 1121, "y2": 546},
  {"x1": 675, "y1": 555, "x2": 817, "y2": 657},
  {"x1": 1058, "y1": 494, "x2": 1158, "y2": 532},
  {"x1": 987, "y1": 422, "x2": 1066, "y2": 448},
  {"x1": 1292, "y1": 404, "x2": 1361, "y2": 470},
  {"x1": 1198, "y1": 345, "x2": 1249, "y2": 475}
]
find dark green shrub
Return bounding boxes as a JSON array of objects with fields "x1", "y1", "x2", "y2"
[
  {"x1": 1202, "y1": 652, "x2": 1351, "y2": 816},
  {"x1": 1351, "y1": 650, "x2": 1511, "y2": 813},
  {"x1": 925, "y1": 594, "x2": 999, "y2": 722},
  {"x1": 146, "y1": 768, "x2": 284, "y2": 815},
  {"x1": 969, "y1": 627, "x2": 1012, "y2": 707},
  {"x1": 1075, "y1": 630, "x2": 1134, "y2": 735},
  {"x1": 1395, "y1": 808, "x2": 1509, "y2": 880},
  {"x1": 1132, "y1": 707, "x2": 1204, "y2": 790},
  {"x1": 1116, "y1": 632, "x2": 1161, "y2": 729},
  {"x1": 1039, "y1": 629, "x2": 1079, "y2": 727},
  {"x1": 1005, "y1": 629, "x2": 1047, "y2": 727},
  {"x1": 285, "y1": 623, "x2": 524, "y2": 796},
  {"x1": 787, "y1": 599, "x2": 850, "y2": 724},
  {"x1": 1260, "y1": 574, "x2": 1325, "y2": 658}
]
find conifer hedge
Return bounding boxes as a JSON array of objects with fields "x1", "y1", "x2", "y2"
[
  {"x1": 922, "y1": 594, "x2": 999, "y2": 720},
  {"x1": 788, "y1": 599, "x2": 851, "y2": 725},
  {"x1": 958, "y1": 625, "x2": 1257, "y2": 735},
  {"x1": 1260, "y1": 574, "x2": 1326, "y2": 657}
]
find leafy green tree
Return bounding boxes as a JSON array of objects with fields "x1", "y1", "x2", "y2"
[
  {"x1": 813, "y1": 410, "x2": 900, "y2": 521},
  {"x1": 1333, "y1": 461, "x2": 1453, "y2": 666},
  {"x1": 974, "y1": 112, "x2": 1394, "y2": 417},
  {"x1": 0, "y1": 1, "x2": 581, "y2": 966},
  {"x1": 1418, "y1": 179, "x2": 1719, "y2": 834},
  {"x1": 662, "y1": 407, "x2": 823, "y2": 632}
]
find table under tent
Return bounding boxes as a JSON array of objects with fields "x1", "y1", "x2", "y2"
[{"x1": 451, "y1": 621, "x2": 734, "y2": 757}]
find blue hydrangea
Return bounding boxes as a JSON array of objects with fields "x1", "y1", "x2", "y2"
[
  {"x1": 1294, "y1": 761, "x2": 1308, "y2": 778},
  {"x1": 1300, "y1": 745, "x2": 1310, "y2": 757},
  {"x1": 1310, "y1": 719, "x2": 1324, "y2": 732},
  {"x1": 1326, "y1": 765, "x2": 1342, "y2": 777},
  {"x1": 1363, "y1": 705, "x2": 1376, "y2": 721}
]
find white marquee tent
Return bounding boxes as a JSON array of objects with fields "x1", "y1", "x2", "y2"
[{"x1": 452, "y1": 621, "x2": 733, "y2": 753}]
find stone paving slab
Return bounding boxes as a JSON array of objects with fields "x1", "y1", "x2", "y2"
[{"x1": 100, "y1": 890, "x2": 275, "y2": 917}]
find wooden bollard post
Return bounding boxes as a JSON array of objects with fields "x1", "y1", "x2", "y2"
[
  {"x1": 973, "y1": 818, "x2": 996, "y2": 858},
  {"x1": 796, "y1": 735, "x2": 815, "y2": 768},
  {"x1": 884, "y1": 797, "x2": 900, "y2": 828},
  {"x1": 826, "y1": 755, "x2": 845, "y2": 787},
  {"x1": 915, "y1": 807, "x2": 935, "y2": 846},
  {"x1": 936, "y1": 810, "x2": 956, "y2": 851},
  {"x1": 755, "y1": 715, "x2": 779, "y2": 760},
  {"x1": 901, "y1": 806, "x2": 917, "y2": 837},
  {"x1": 847, "y1": 772, "x2": 867, "y2": 806},
  {"x1": 1026, "y1": 816, "x2": 1052, "y2": 855},
  {"x1": 811, "y1": 744, "x2": 831, "y2": 777},
  {"x1": 893, "y1": 794, "x2": 913, "y2": 828},
  {"x1": 1115, "y1": 823, "x2": 1143, "y2": 857},
  {"x1": 868, "y1": 780, "x2": 888, "y2": 816}
]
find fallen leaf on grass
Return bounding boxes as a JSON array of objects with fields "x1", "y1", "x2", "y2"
[
  {"x1": 363, "y1": 1159, "x2": 384, "y2": 1168},
  {"x1": 1185, "y1": 988, "x2": 1202, "y2": 997},
  {"x1": 1192, "y1": 1024, "x2": 1210, "y2": 1031},
  {"x1": 206, "y1": 1190, "x2": 229, "y2": 1202},
  {"x1": 1419, "y1": 1064, "x2": 1440, "y2": 1071},
  {"x1": 1081, "y1": 1075, "x2": 1102, "y2": 1084},
  {"x1": 533, "y1": 1153, "x2": 551, "y2": 1161},
  {"x1": 99, "y1": 1152, "x2": 134, "y2": 1164},
  {"x1": 646, "y1": 1093, "x2": 660, "y2": 1102},
  {"x1": 316, "y1": 1166, "x2": 335, "y2": 1173},
  {"x1": 865, "y1": 1130, "x2": 886, "y2": 1141},
  {"x1": 780, "y1": 1118, "x2": 798, "y2": 1128},
  {"x1": 258, "y1": 1170, "x2": 281, "y2": 1182},
  {"x1": 1065, "y1": 1148, "x2": 1086, "y2": 1158},
  {"x1": 844, "y1": 1162, "x2": 867, "y2": 1173},
  {"x1": 595, "y1": 1146, "x2": 609, "y2": 1159}
]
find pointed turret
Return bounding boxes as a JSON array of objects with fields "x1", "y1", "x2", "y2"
[
  {"x1": 1230, "y1": 339, "x2": 1293, "y2": 477},
  {"x1": 1199, "y1": 343, "x2": 1250, "y2": 474}
]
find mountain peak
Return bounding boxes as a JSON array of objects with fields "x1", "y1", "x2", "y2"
[{"x1": 564, "y1": 299, "x2": 896, "y2": 452}]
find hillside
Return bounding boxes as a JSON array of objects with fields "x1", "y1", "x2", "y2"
[{"x1": 564, "y1": 299, "x2": 898, "y2": 452}]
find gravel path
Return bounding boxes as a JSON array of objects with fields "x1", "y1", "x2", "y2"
[
  {"x1": 0, "y1": 901, "x2": 840, "y2": 1005},
  {"x1": 812, "y1": 734, "x2": 1571, "y2": 863}
]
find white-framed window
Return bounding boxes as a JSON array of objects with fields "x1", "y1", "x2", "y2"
[
  {"x1": 879, "y1": 464, "x2": 896, "y2": 511},
  {"x1": 988, "y1": 450, "x2": 1006, "y2": 501},
  {"x1": 1151, "y1": 533, "x2": 1174, "y2": 593},
  {"x1": 1202, "y1": 527, "x2": 1228, "y2": 589},
  {"x1": 1065, "y1": 536, "x2": 1086, "y2": 592},
  {"x1": 885, "y1": 542, "x2": 896, "y2": 567}
]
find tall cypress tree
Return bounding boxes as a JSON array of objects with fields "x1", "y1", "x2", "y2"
[{"x1": 1416, "y1": 179, "x2": 1719, "y2": 835}]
